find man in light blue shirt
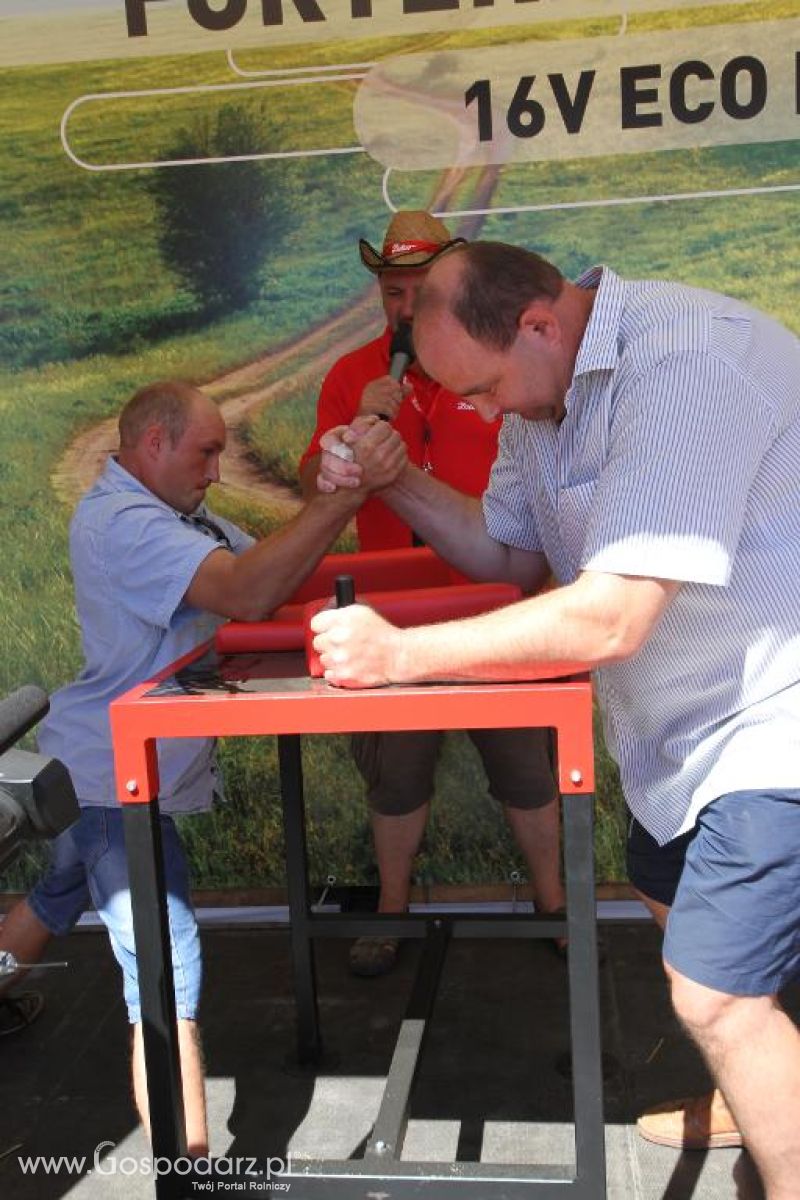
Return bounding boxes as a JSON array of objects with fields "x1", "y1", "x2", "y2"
[
  {"x1": 0, "y1": 379, "x2": 366, "y2": 1154},
  {"x1": 311, "y1": 242, "x2": 800, "y2": 1195}
]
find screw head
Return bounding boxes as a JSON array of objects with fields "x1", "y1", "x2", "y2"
[
  {"x1": 125, "y1": 779, "x2": 138, "y2": 794},
  {"x1": 569, "y1": 769, "x2": 583, "y2": 785},
  {"x1": 374, "y1": 1140, "x2": 390, "y2": 1154}
]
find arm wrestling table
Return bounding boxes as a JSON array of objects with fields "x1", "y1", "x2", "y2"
[{"x1": 110, "y1": 639, "x2": 605, "y2": 1200}]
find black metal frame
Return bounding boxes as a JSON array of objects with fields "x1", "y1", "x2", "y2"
[
  {"x1": 125, "y1": 729, "x2": 604, "y2": 1200},
  {"x1": 277, "y1": 735, "x2": 606, "y2": 1199},
  {"x1": 123, "y1": 732, "x2": 606, "y2": 1199}
]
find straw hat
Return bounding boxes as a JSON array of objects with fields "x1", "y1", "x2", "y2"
[{"x1": 359, "y1": 210, "x2": 465, "y2": 274}]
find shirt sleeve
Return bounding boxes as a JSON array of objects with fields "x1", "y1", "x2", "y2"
[
  {"x1": 582, "y1": 352, "x2": 778, "y2": 585},
  {"x1": 212, "y1": 514, "x2": 256, "y2": 556},
  {"x1": 483, "y1": 418, "x2": 545, "y2": 553},
  {"x1": 104, "y1": 501, "x2": 225, "y2": 629}
]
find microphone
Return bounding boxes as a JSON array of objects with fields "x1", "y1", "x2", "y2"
[
  {"x1": 0, "y1": 686, "x2": 49, "y2": 756},
  {"x1": 389, "y1": 321, "x2": 415, "y2": 382}
]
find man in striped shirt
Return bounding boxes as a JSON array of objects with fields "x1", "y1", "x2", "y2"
[{"x1": 311, "y1": 241, "x2": 800, "y2": 1195}]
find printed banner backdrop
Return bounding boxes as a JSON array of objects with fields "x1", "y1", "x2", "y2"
[{"x1": 1, "y1": 0, "x2": 798, "y2": 892}]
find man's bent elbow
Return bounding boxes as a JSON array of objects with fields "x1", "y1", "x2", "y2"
[
  {"x1": 572, "y1": 572, "x2": 676, "y2": 665},
  {"x1": 596, "y1": 619, "x2": 653, "y2": 665},
  {"x1": 228, "y1": 601, "x2": 269, "y2": 623},
  {"x1": 225, "y1": 592, "x2": 286, "y2": 623}
]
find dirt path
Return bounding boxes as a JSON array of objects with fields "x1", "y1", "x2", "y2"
[
  {"x1": 52, "y1": 166, "x2": 500, "y2": 513},
  {"x1": 50, "y1": 289, "x2": 385, "y2": 514}
]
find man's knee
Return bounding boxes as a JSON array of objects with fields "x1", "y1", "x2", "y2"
[
  {"x1": 370, "y1": 787, "x2": 429, "y2": 817},
  {"x1": 665, "y1": 960, "x2": 771, "y2": 1042},
  {"x1": 352, "y1": 731, "x2": 440, "y2": 816}
]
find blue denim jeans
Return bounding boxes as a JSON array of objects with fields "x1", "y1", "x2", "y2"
[{"x1": 29, "y1": 806, "x2": 201, "y2": 1023}]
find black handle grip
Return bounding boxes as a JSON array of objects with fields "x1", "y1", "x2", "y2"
[{"x1": 335, "y1": 575, "x2": 355, "y2": 608}]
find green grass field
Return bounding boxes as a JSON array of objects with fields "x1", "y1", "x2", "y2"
[{"x1": 1, "y1": 1, "x2": 797, "y2": 891}]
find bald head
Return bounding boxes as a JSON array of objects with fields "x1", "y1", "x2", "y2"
[
  {"x1": 119, "y1": 380, "x2": 209, "y2": 451},
  {"x1": 413, "y1": 243, "x2": 593, "y2": 426},
  {"x1": 117, "y1": 380, "x2": 226, "y2": 513},
  {"x1": 414, "y1": 246, "x2": 466, "y2": 325},
  {"x1": 417, "y1": 242, "x2": 564, "y2": 351}
]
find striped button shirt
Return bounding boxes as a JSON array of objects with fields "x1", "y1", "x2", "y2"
[{"x1": 484, "y1": 266, "x2": 800, "y2": 844}]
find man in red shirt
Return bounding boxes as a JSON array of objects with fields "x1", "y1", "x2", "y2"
[{"x1": 300, "y1": 212, "x2": 564, "y2": 976}]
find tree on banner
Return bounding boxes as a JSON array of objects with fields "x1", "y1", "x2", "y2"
[{"x1": 148, "y1": 104, "x2": 288, "y2": 316}]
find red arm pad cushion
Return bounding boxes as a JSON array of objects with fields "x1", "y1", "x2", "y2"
[
  {"x1": 304, "y1": 582, "x2": 522, "y2": 678},
  {"x1": 215, "y1": 548, "x2": 492, "y2": 656},
  {"x1": 215, "y1": 604, "x2": 305, "y2": 654},
  {"x1": 288, "y1": 546, "x2": 454, "y2": 603}
]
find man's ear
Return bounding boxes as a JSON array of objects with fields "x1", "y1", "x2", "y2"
[
  {"x1": 518, "y1": 301, "x2": 560, "y2": 345},
  {"x1": 141, "y1": 422, "x2": 164, "y2": 460}
]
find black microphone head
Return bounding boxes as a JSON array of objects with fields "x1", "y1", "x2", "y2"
[
  {"x1": 389, "y1": 321, "x2": 415, "y2": 365},
  {"x1": 0, "y1": 685, "x2": 49, "y2": 756}
]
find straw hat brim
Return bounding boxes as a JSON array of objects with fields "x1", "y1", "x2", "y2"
[{"x1": 359, "y1": 237, "x2": 466, "y2": 275}]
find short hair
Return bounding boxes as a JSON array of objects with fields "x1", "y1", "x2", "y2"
[
  {"x1": 118, "y1": 380, "x2": 202, "y2": 449},
  {"x1": 434, "y1": 242, "x2": 564, "y2": 350}
]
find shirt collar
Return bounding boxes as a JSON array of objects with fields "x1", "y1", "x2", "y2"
[
  {"x1": 572, "y1": 265, "x2": 626, "y2": 379},
  {"x1": 101, "y1": 455, "x2": 157, "y2": 499},
  {"x1": 100, "y1": 456, "x2": 208, "y2": 518}
]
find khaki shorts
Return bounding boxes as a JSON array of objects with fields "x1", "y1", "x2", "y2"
[{"x1": 351, "y1": 728, "x2": 556, "y2": 816}]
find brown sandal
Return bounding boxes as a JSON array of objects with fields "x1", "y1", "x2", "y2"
[
  {"x1": 349, "y1": 937, "x2": 400, "y2": 978},
  {"x1": 637, "y1": 1089, "x2": 743, "y2": 1149}
]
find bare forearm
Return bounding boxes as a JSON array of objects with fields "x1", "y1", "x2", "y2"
[
  {"x1": 236, "y1": 491, "x2": 359, "y2": 616},
  {"x1": 313, "y1": 421, "x2": 546, "y2": 590},
  {"x1": 312, "y1": 567, "x2": 678, "y2": 688},
  {"x1": 391, "y1": 572, "x2": 676, "y2": 682},
  {"x1": 298, "y1": 455, "x2": 320, "y2": 501},
  {"x1": 187, "y1": 490, "x2": 361, "y2": 620},
  {"x1": 393, "y1": 592, "x2": 605, "y2": 683},
  {"x1": 383, "y1": 464, "x2": 547, "y2": 592}
]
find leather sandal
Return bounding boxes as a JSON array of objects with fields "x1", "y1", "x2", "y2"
[
  {"x1": 348, "y1": 936, "x2": 400, "y2": 978},
  {"x1": 637, "y1": 1088, "x2": 743, "y2": 1149}
]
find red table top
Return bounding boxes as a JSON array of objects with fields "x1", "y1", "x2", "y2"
[{"x1": 110, "y1": 643, "x2": 595, "y2": 804}]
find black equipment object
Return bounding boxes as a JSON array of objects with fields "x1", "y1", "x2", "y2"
[
  {"x1": 335, "y1": 574, "x2": 356, "y2": 608},
  {"x1": 388, "y1": 321, "x2": 415, "y2": 382},
  {"x1": 0, "y1": 688, "x2": 79, "y2": 872}
]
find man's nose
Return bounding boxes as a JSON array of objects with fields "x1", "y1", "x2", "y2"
[{"x1": 206, "y1": 456, "x2": 221, "y2": 483}]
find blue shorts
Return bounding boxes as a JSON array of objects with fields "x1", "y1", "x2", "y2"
[
  {"x1": 626, "y1": 816, "x2": 695, "y2": 907},
  {"x1": 660, "y1": 789, "x2": 800, "y2": 997},
  {"x1": 29, "y1": 806, "x2": 202, "y2": 1024}
]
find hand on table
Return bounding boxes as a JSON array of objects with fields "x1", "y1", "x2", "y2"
[{"x1": 310, "y1": 603, "x2": 406, "y2": 688}]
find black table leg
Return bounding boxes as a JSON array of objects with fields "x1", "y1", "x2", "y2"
[
  {"x1": 123, "y1": 800, "x2": 187, "y2": 1199},
  {"x1": 562, "y1": 792, "x2": 606, "y2": 1198},
  {"x1": 278, "y1": 734, "x2": 322, "y2": 1065}
]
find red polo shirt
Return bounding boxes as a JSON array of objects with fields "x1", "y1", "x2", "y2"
[{"x1": 300, "y1": 327, "x2": 502, "y2": 551}]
